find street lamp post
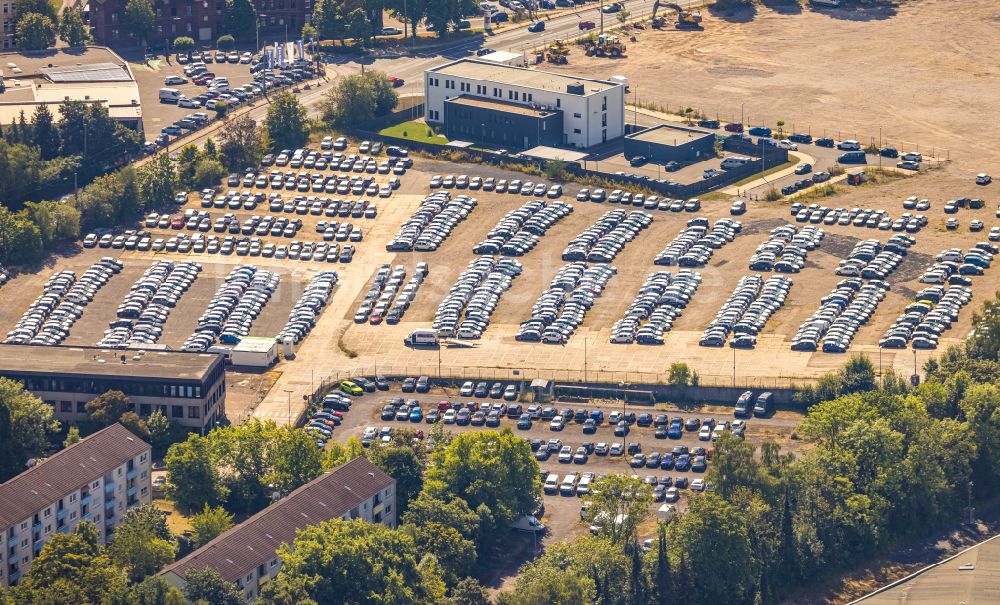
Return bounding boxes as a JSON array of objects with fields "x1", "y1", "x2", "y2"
[
  {"x1": 284, "y1": 388, "x2": 294, "y2": 425},
  {"x1": 583, "y1": 336, "x2": 588, "y2": 382}
]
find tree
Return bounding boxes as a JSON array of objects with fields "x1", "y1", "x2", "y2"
[
  {"x1": 219, "y1": 114, "x2": 263, "y2": 171},
  {"x1": 147, "y1": 409, "x2": 173, "y2": 458},
  {"x1": 968, "y1": 291, "x2": 1000, "y2": 361},
  {"x1": 58, "y1": 7, "x2": 91, "y2": 47},
  {"x1": 404, "y1": 522, "x2": 476, "y2": 586},
  {"x1": 0, "y1": 378, "x2": 59, "y2": 482},
  {"x1": 109, "y1": 506, "x2": 176, "y2": 582},
  {"x1": 321, "y1": 73, "x2": 378, "y2": 127},
  {"x1": 224, "y1": 0, "x2": 257, "y2": 41},
  {"x1": 424, "y1": 0, "x2": 478, "y2": 38},
  {"x1": 366, "y1": 444, "x2": 423, "y2": 515},
  {"x1": 129, "y1": 576, "x2": 187, "y2": 605},
  {"x1": 117, "y1": 503, "x2": 173, "y2": 540},
  {"x1": 266, "y1": 519, "x2": 434, "y2": 604},
  {"x1": 123, "y1": 0, "x2": 155, "y2": 47},
  {"x1": 447, "y1": 578, "x2": 491, "y2": 605},
  {"x1": 19, "y1": 522, "x2": 128, "y2": 604},
  {"x1": 175, "y1": 144, "x2": 201, "y2": 188},
  {"x1": 183, "y1": 567, "x2": 247, "y2": 605},
  {"x1": 138, "y1": 152, "x2": 177, "y2": 210},
  {"x1": 165, "y1": 433, "x2": 227, "y2": 510},
  {"x1": 424, "y1": 429, "x2": 541, "y2": 532},
  {"x1": 85, "y1": 390, "x2": 130, "y2": 426},
  {"x1": 23, "y1": 200, "x2": 80, "y2": 248},
  {"x1": 402, "y1": 493, "x2": 481, "y2": 544},
  {"x1": 193, "y1": 157, "x2": 227, "y2": 188},
  {"x1": 0, "y1": 206, "x2": 44, "y2": 266},
  {"x1": 31, "y1": 104, "x2": 58, "y2": 161},
  {"x1": 269, "y1": 428, "x2": 323, "y2": 495},
  {"x1": 172, "y1": 36, "x2": 195, "y2": 55},
  {"x1": 616, "y1": 8, "x2": 631, "y2": 25},
  {"x1": 63, "y1": 425, "x2": 82, "y2": 448},
  {"x1": 653, "y1": 522, "x2": 672, "y2": 605},
  {"x1": 313, "y1": 0, "x2": 346, "y2": 42},
  {"x1": 216, "y1": 34, "x2": 236, "y2": 51},
  {"x1": 264, "y1": 92, "x2": 308, "y2": 152},
  {"x1": 582, "y1": 474, "x2": 653, "y2": 545},
  {"x1": 119, "y1": 411, "x2": 151, "y2": 441},
  {"x1": 668, "y1": 493, "x2": 753, "y2": 605},
  {"x1": 301, "y1": 23, "x2": 318, "y2": 44},
  {"x1": 15, "y1": 0, "x2": 58, "y2": 25},
  {"x1": 15, "y1": 13, "x2": 55, "y2": 50},
  {"x1": 190, "y1": 504, "x2": 235, "y2": 547},
  {"x1": 346, "y1": 9, "x2": 371, "y2": 45},
  {"x1": 668, "y1": 363, "x2": 691, "y2": 386},
  {"x1": 209, "y1": 421, "x2": 275, "y2": 512}
]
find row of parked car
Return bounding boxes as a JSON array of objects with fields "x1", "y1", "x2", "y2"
[
  {"x1": 751, "y1": 223, "x2": 822, "y2": 273},
  {"x1": 97, "y1": 260, "x2": 201, "y2": 349},
  {"x1": 700, "y1": 274, "x2": 792, "y2": 349},
  {"x1": 561, "y1": 210, "x2": 653, "y2": 263},
  {"x1": 386, "y1": 192, "x2": 477, "y2": 252},
  {"x1": 181, "y1": 265, "x2": 279, "y2": 351},
  {"x1": 836, "y1": 236, "x2": 912, "y2": 280},
  {"x1": 278, "y1": 271, "x2": 338, "y2": 346},
  {"x1": 610, "y1": 270, "x2": 701, "y2": 345},
  {"x1": 653, "y1": 217, "x2": 742, "y2": 268},
  {"x1": 516, "y1": 262, "x2": 615, "y2": 344},
  {"x1": 305, "y1": 390, "x2": 355, "y2": 447},
  {"x1": 919, "y1": 243, "x2": 996, "y2": 284},
  {"x1": 792, "y1": 278, "x2": 889, "y2": 353},
  {"x1": 473, "y1": 200, "x2": 572, "y2": 256},
  {"x1": 430, "y1": 174, "x2": 563, "y2": 199},
  {"x1": 880, "y1": 285, "x2": 973, "y2": 350},
  {"x1": 434, "y1": 256, "x2": 523, "y2": 339},
  {"x1": 4, "y1": 258, "x2": 122, "y2": 346},
  {"x1": 235, "y1": 162, "x2": 406, "y2": 196},
  {"x1": 355, "y1": 263, "x2": 428, "y2": 326},
  {"x1": 791, "y1": 201, "x2": 927, "y2": 233}
]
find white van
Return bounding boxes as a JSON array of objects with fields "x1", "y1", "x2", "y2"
[
  {"x1": 559, "y1": 473, "x2": 578, "y2": 496},
  {"x1": 720, "y1": 156, "x2": 751, "y2": 170},
  {"x1": 610, "y1": 75, "x2": 629, "y2": 91},
  {"x1": 159, "y1": 88, "x2": 182, "y2": 103},
  {"x1": 543, "y1": 473, "x2": 560, "y2": 495},
  {"x1": 404, "y1": 328, "x2": 438, "y2": 347}
]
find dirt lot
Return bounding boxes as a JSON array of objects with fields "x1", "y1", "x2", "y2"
[{"x1": 544, "y1": 0, "x2": 1000, "y2": 168}]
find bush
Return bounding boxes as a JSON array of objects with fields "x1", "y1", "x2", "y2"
[
  {"x1": 216, "y1": 34, "x2": 235, "y2": 51},
  {"x1": 669, "y1": 363, "x2": 692, "y2": 387}
]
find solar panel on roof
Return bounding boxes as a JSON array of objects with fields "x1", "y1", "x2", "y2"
[{"x1": 43, "y1": 62, "x2": 130, "y2": 83}]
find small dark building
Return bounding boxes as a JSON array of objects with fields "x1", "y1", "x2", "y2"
[
  {"x1": 443, "y1": 95, "x2": 563, "y2": 150},
  {"x1": 624, "y1": 124, "x2": 716, "y2": 163}
]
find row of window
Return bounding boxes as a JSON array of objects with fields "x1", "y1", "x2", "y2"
[
  {"x1": 429, "y1": 77, "x2": 539, "y2": 105},
  {"x1": 6, "y1": 369, "x2": 222, "y2": 400}
]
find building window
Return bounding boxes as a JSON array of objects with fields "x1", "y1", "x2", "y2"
[
  {"x1": 44, "y1": 525, "x2": 51, "y2": 533},
  {"x1": 270, "y1": 558, "x2": 279, "y2": 568},
  {"x1": 141, "y1": 487, "x2": 148, "y2": 496},
  {"x1": 43, "y1": 509, "x2": 50, "y2": 518},
  {"x1": 76, "y1": 402, "x2": 86, "y2": 413},
  {"x1": 602, "y1": 96, "x2": 608, "y2": 110},
  {"x1": 60, "y1": 401, "x2": 72, "y2": 413},
  {"x1": 188, "y1": 406, "x2": 200, "y2": 419},
  {"x1": 556, "y1": 99, "x2": 561, "y2": 108},
  {"x1": 69, "y1": 494, "x2": 76, "y2": 503},
  {"x1": 602, "y1": 114, "x2": 607, "y2": 127},
  {"x1": 573, "y1": 113, "x2": 581, "y2": 118},
  {"x1": 139, "y1": 404, "x2": 151, "y2": 416},
  {"x1": 527, "y1": 93, "x2": 533, "y2": 102},
  {"x1": 69, "y1": 512, "x2": 76, "y2": 521},
  {"x1": 172, "y1": 405, "x2": 183, "y2": 418},
  {"x1": 573, "y1": 128, "x2": 581, "y2": 134}
]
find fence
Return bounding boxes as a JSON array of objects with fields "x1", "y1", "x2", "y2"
[{"x1": 305, "y1": 363, "x2": 816, "y2": 408}]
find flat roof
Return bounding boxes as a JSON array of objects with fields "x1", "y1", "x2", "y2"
[
  {"x1": 522, "y1": 146, "x2": 589, "y2": 162},
  {"x1": 627, "y1": 124, "x2": 715, "y2": 147},
  {"x1": 160, "y1": 458, "x2": 394, "y2": 583},
  {"x1": 0, "y1": 344, "x2": 220, "y2": 381},
  {"x1": 0, "y1": 423, "x2": 150, "y2": 529},
  {"x1": 232, "y1": 337, "x2": 277, "y2": 353},
  {"x1": 43, "y1": 62, "x2": 131, "y2": 83},
  {"x1": 446, "y1": 95, "x2": 558, "y2": 117},
  {"x1": 479, "y1": 50, "x2": 523, "y2": 63},
  {"x1": 430, "y1": 59, "x2": 620, "y2": 95}
]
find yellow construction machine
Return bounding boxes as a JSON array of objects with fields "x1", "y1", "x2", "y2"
[
  {"x1": 545, "y1": 39, "x2": 570, "y2": 63},
  {"x1": 651, "y1": 1, "x2": 703, "y2": 30},
  {"x1": 585, "y1": 34, "x2": 626, "y2": 58}
]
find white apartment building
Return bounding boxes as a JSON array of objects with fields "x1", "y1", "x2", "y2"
[
  {"x1": 424, "y1": 58, "x2": 625, "y2": 149},
  {"x1": 159, "y1": 457, "x2": 396, "y2": 601},
  {"x1": 0, "y1": 423, "x2": 153, "y2": 586}
]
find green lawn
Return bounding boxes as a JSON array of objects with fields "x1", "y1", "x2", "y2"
[{"x1": 379, "y1": 121, "x2": 449, "y2": 145}]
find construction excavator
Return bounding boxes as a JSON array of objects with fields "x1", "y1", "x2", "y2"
[
  {"x1": 545, "y1": 39, "x2": 571, "y2": 64},
  {"x1": 651, "y1": 1, "x2": 703, "y2": 30}
]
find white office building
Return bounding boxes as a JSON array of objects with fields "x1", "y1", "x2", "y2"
[{"x1": 424, "y1": 59, "x2": 625, "y2": 149}]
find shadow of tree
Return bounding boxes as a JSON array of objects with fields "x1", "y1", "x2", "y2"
[
  {"x1": 707, "y1": 1, "x2": 758, "y2": 23},
  {"x1": 762, "y1": 0, "x2": 803, "y2": 16},
  {"x1": 808, "y1": 1, "x2": 898, "y2": 22}
]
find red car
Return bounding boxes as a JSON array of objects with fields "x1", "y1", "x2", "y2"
[
  {"x1": 170, "y1": 216, "x2": 184, "y2": 229},
  {"x1": 388, "y1": 76, "x2": 404, "y2": 88},
  {"x1": 579, "y1": 20, "x2": 595, "y2": 30},
  {"x1": 724, "y1": 122, "x2": 745, "y2": 133},
  {"x1": 369, "y1": 311, "x2": 383, "y2": 325},
  {"x1": 437, "y1": 401, "x2": 451, "y2": 411}
]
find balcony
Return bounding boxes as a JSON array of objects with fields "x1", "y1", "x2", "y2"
[
  {"x1": 33, "y1": 541, "x2": 43, "y2": 556},
  {"x1": 8, "y1": 569, "x2": 21, "y2": 584},
  {"x1": 56, "y1": 525, "x2": 69, "y2": 534},
  {"x1": 105, "y1": 496, "x2": 116, "y2": 509},
  {"x1": 372, "y1": 503, "x2": 384, "y2": 517},
  {"x1": 57, "y1": 508, "x2": 68, "y2": 521},
  {"x1": 82, "y1": 510, "x2": 92, "y2": 522},
  {"x1": 80, "y1": 493, "x2": 91, "y2": 506},
  {"x1": 127, "y1": 469, "x2": 138, "y2": 481},
  {"x1": 127, "y1": 485, "x2": 138, "y2": 497},
  {"x1": 7, "y1": 535, "x2": 18, "y2": 548},
  {"x1": 104, "y1": 482, "x2": 115, "y2": 493}
]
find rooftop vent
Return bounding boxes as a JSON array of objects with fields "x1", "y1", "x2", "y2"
[{"x1": 566, "y1": 83, "x2": 585, "y2": 95}]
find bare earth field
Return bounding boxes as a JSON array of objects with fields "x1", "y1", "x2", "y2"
[{"x1": 544, "y1": 0, "x2": 1000, "y2": 167}]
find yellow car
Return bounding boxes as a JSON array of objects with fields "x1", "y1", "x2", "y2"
[{"x1": 339, "y1": 380, "x2": 363, "y2": 396}]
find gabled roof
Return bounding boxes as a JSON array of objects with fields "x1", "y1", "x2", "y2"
[
  {"x1": 159, "y1": 457, "x2": 394, "y2": 583},
  {"x1": 0, "y1": 423, "x2": 150, "y2": 528}
]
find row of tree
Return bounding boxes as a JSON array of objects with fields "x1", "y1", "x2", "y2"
[
  {"x1": 311, "y1": 0, "x2": 480, "y2": 43},
  {"x1": 13, "y1": 1, "x2": 90, "y2": 50}
]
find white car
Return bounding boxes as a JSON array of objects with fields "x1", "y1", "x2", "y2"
[
  {"x1": 240, "y1": 52, "x2": 253, "y2": 63},
  {"x1": 164, "y1": 75, "x2": 187, "y2": 85},
  {"x1": 460, "y1": 381, "x2": 474, "y2": 396},
  {"x1": 976, "y1": 173, "x2": 992, "y2": 185},
  {"x1": 901, "y1": 151, "x2": 923, "y2": 162},
  {"x1": 778, "y1": 140, "x2": 798, "y2": 151},
  {"x1": 443, "y1": 410, "x2": 457, "y2": 424},
  {"x1": 558, "y1": 446, "x2": 573, "y2": 463},
  {"x1": 691, "y1": 479, "x2": 706, "y2": 492},
  {"x1": 321, "y1": 136, "x2": 334, "y2": 150},
  {"x1": 698, "y1": 425, "x2": 712, "y2": 441},
  {"x1": 178, "y1": 97, "x2": 201, "y2": 108},
  {"x1": 550, "y1": 416, "x2": 565, "y2": 431}
]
